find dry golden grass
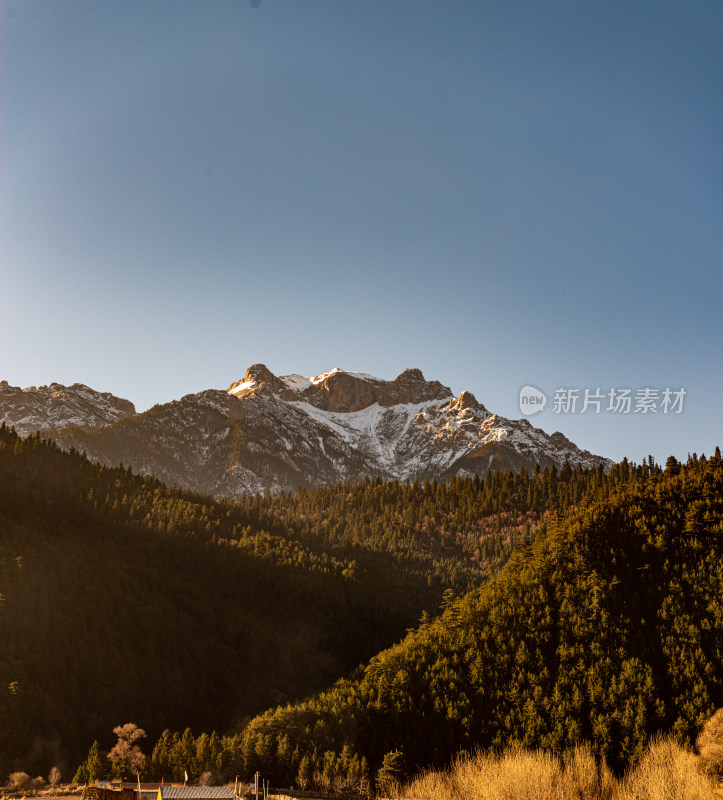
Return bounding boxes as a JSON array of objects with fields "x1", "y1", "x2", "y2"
[
  {"x1": 401, "y1": 745, "x2": 614, "y2": 800},
  {"x1": 698, "y1": 709, "x2": 723, "y2": 779},
  {"x1": 620, "y1": 735, "x2": 716, "y2": 800},
  {"x1": 402, "y1": 769, "x2": 458, "y2": 800},
  {"x1": 398, "y1": 736, "x2": 718, "y2": 800},
  {"x1": 452, "y1": 748, "x2": 563, "y2": 800}
]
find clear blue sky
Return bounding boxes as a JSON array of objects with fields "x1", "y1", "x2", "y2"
[{"x1": 1, "y1": 0, "x2": 721, "y2": 465}]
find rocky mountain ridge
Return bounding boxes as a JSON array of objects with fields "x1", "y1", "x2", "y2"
[
  {"x1": 0, "y1": 380, "x2": 136, "y2": 437},
  {"x1": 0, "y1": 365, "x2": 612, "y2": 497}
]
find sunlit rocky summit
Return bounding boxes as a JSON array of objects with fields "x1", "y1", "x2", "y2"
[{"x1": 0, "y1": 365, "x2": 611, "y2": 497}]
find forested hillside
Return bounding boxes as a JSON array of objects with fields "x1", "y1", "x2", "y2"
[
  {"x1": 195, "y1": 449, "x2": 723, "y2": 786},
  {"x1": 5, "y1": 422, "x2": 710, "y2": 786},
  {"x1": 0, "y1": 425, "x2": 619, "y2": 781},
  {"x1": 0, "y1": 427, "x2": 462, "y2": 779},
  {"x1": 238, "y1": 457, "x2": 640, "y2": 580}
]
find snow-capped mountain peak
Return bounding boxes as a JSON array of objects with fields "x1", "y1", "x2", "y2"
[{"x1": 2, "y1": 365, "x2": 613, "y2": 497}]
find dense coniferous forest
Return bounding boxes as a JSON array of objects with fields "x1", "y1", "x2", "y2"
[
  {"x1": 0, "y1": 424, "x2": 608, "y2": 781},
  {"x1": 0, "y1": 426, "x2": 464, "y2": 779},
  {"x1": 4, "y1": 422, "x2": 720, "y2": 788},
  {"x1": 238, "y1": 457, "x2": 640, "y2": 581},
  {"x1": 206, "y1": 448, "x2": 721, "y2": 786}
]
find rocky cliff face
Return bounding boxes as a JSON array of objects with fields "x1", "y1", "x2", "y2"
[{"x1": 1, "y1": 366, "x2": 612, "y2": 497}]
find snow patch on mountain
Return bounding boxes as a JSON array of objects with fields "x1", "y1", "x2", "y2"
[
  {"x1": 310, "y1": 368, "x2": 376, "y2": 384},
  {"x1": 227, "y1": 379, "x2": 257, "y2": 396},
  {"x1": 279, "y1": 374, "x2": 313, "y2": 392},
  {"x1": 292, "y1": 396, "x2": 456, "y2": 475}
]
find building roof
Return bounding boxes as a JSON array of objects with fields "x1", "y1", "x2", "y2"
[
  {"x1": 97, "y1": 782, "x2": 163, "y2": 791},
  {"x1": 158, "y1": 788, "x2": 236, "y2": 800}
]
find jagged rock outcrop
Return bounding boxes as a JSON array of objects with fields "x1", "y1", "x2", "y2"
[
  {"x1": 1, "y1": 365, "x2": 612, "y2": 497},
  {"x1": 303, "y1": 369, "x2": 381, "y2": 412},
  {"x1": 228, "y1": 363, "x2": 287, "y2": 397}
]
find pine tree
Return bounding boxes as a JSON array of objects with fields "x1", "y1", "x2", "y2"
[
  {"x1": 296, "y1": 754, "x2": 312, "y2": 790},
  {"x1": 376, "y1": 750, "x2": 405, "y2": 793},
  {"x1": 74, "y1": 741, "x2": 106, "y2": 783}
]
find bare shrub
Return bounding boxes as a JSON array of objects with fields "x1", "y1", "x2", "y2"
[
  {"x1": 7, "y1": 771, "x2": 31, "y2": 792},
  {"x1": 198, "y1": 771, "x2": 214, "y2": 786},
  {"x1": 108, "y1": 723, "x2": 146, "y2": 779},
  {"x1": 696, "y1": 707, "x2": 723, "y2": 778},
  {"x1": 312, "y1": 769, "x2": 327, "y2": 792},
  {"x1": 49, "y1": 766, "x2": 62, "y2": 787},
  {"x1": 621, "y1": 734, "x2": 716, "y2": 800},
  {"x1": 356, "y1": 773, "x2": 373, "y2": 798},
  {"x1": 331, "y1": 773, "x2": 351, "y2": 794}
]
